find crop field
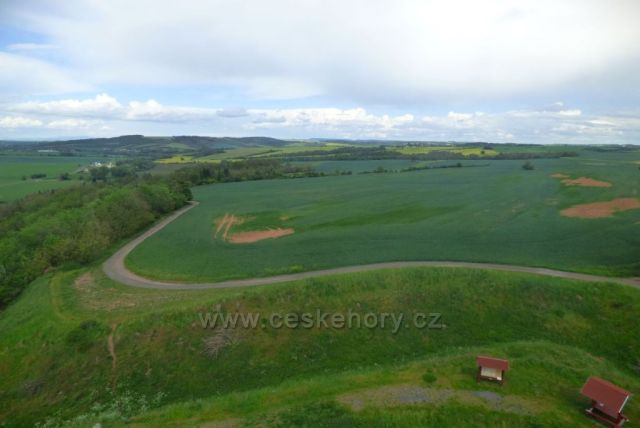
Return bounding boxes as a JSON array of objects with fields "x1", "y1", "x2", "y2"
[
  {"x1": 155, "y1": 143, "x2": 356, "y2": 164},
  {"x1": 155, "y1": 154, "x2": 199, "y2": 164},
  {"x1": 1, "y1": 267, "x2": 639, "y2": 426},
  {"x1": 0, "y1": 155, "x2": 100, "y2": 202},
  {"x1": 388, "y1": 145, "x2": 498, "y2": 156},
  {"x1": 127, "y1": 151, "x2": 640, "y2": 282},
  {"x1": 154, "y1": 142, "x2": 514, "y2": 165},
  {"x1": 292, "y1": 159, "x2": 435, "y2": 173}
]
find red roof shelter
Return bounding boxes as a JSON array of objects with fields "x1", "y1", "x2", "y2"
[
  {"x1": 476, "y1": 356, "x2": 509, "y2": 385},
  {"x1": 581, "y1": 376, "x2": 632, "y2": 427}
]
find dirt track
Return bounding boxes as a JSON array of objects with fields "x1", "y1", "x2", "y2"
[{"x1": 103, "y1": 202, "x2": 640, "y2": 290}]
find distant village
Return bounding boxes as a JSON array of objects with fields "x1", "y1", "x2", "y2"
[{"x1": 78, "y1": 161, "x2": 115, "y2": 173}]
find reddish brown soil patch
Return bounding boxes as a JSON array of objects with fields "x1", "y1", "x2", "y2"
[
  {"x1": 561, "y1": 177, "x2": 612, "y2": 188},
  {"x1": 214, "y1": 214, "x2": 244, "y2": 240},
  {"x1": 561, "y1": 198, "x2": 640, "y2": 219},
  {"x1": 550, "y1": 173, "x2": 611, "y2": 187},
  {"x1": 229, "y1": 228, "x2": 295, "y2": 244},
  {"x1": 215, "y1": 213, "x2": 293, "y2": 243}
]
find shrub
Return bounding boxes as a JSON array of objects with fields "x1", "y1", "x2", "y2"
[
  {"x1": 65, "y1": 320, "x2": 109, "y2": 351},
  {"x1": 522, "y1": 161, "x2": 535, "y2": 170},
  {"x1": 422, "y1": 371, "x2": 437, "y2": 384}
]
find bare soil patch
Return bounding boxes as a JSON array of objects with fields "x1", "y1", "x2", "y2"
[
  {"x1": 550, "y1": 173, "x2": 611, "y2": 188},
  {"x1": 73, "y1": 272, "x2": 94, "y2": 292},
  {"x1": 561, "y1": 198, "x2": 640, "y2": 219},
  {"x1": 214, "y1": 213, "x2": 244, "y2": 240},
  {"x1": 229, "y1": 228, "x2": 295, "y2": 244},
  {"x1": 336, "y1": 384, "x2": 540, "y2": 415},
  {"x1": 562, "y1": 177, "x2": 612, "y2": 188},
  {"x1": 337, "y1": 385, "x2": 452, "y2": 411},
  {"x1": 215, "y1": 213, "x2": 294, "y2": 243}
]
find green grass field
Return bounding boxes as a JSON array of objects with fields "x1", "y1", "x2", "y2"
[
  {"x1": 154, "y1": 142, "x2": 508, "y2": 165},
  {"x1": 292, "y1": 159, "x2": 433, "y2": 173},
  {"x1": 128, "y1": 153, "x2": 640, "y2": 282},
  {"x1": 2, "y1": 146, "x2": 640, "y2": 427},
  {"x1": 0, "y1": 155, "x2": 101, "y2": 202},
  {"x1": 155, "y1": 144, "x2": 356, "y2": 164},
  {"x1": 1, "y1": 267, "x2": 638, "y2": 426},
  {"x1": 388, "y1": 145, "x2": 498, "y2": 156}
]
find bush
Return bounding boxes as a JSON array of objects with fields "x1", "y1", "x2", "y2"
[
  {"x1": 422, "y1": 371, "x2": 437, "y2": 384},
  {"x1": 522, "y1": 161, "x2": 535, "y2": 170},
  {"x1": 65, "y1": 320, "x2": 109, "y2": 351}
]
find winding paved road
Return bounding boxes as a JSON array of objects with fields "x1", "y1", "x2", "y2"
[{"x1": 103, "y1": 202, "x2": 640, "y2": 290}]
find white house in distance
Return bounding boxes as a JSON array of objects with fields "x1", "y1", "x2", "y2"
[{"x1": 90, "y1": 161, "x2": 114, "y2": 168}]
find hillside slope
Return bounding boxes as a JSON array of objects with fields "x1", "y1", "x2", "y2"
[{"x1": 0, "y1": 267, "x2": 638, "y2": 426}]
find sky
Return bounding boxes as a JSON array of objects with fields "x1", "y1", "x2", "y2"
[{"x1": 1, "y1": 0, "x2": 639, "y2": 143}]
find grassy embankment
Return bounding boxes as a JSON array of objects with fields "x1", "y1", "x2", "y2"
[{"x1": 0, "y1": 267, "x2": 638, "y2": 426}]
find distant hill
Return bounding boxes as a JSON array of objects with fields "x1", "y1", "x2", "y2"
[
  {"x1": 172, "y1": 136, "x2": 290, "y2": 147},
  {"x1": 1, "y1": 135, "x2": 292, "y2": 158}
]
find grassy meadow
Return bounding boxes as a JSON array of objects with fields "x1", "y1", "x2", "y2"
[
  {"x1": 128, "y1": 152, "x2": 640, "y2": 282},
  {"x1": 0, "y1": 266, "x2": 639, "y2": 426},
  {"x1": 292, "y1": 159, "x2": 432, "y2": 173},
  {"x1": 389, "y1": 145, "x2": 498, "y2": 156},
  {"x1": 0, "y1": 155, "x2": 101, "y2": 202},
  {"x1": 153, "y1": 141, "x2": 516, "y2": 165},
  {"x1": 155, "y1": 144, "x2": 356, "y2": 164}
]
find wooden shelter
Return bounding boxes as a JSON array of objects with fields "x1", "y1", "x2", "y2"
[
  {"x1": 581, "y1": 376, "x2": 631, "y2": 427},
  {"x1": 476, "y1": 355, "x2": 509, "y2": 385}
]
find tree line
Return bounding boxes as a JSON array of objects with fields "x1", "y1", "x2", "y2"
[{"x1": 273, "y1": 146, "x2": 578, "y2": 162}]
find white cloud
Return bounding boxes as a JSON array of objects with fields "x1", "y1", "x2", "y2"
[
  {"x1": 2, "y1": 93, "x2": 640, "y2": 143},
  {"x1": 0, "y1": 115, "x2": 100, "y2": 131},
  {"x1": 558, "y1": 109, "x2": 582, "y2": 117},
  {"x1": 12, "y1": 94, "x2": 225, "y2": 123},
  {"x1": 248, "y1": 108, "x2": 415, "y2": 137},
  {"x1": 1, "y1": 1, "x2": 639, "y2": 143},
  {"x1": 46, "y1": 118, "x2": 95, "y2": 129},
  {"x1": 14, "y1": 93, "x2": 123, "y2": 118},
  {"x1": 0, "y1": 116, "x2": 43, "y2": 128},
  {"x1": 216, "y1": 108, "x2": 249, "y2": 118},
  {"x1": 447, "y1": 112, "x2": 475, "y2": 121},
  {"x1": 125, "y1": 100, "x2": 220, "y2": 122},
  {"x1": 3, "y1": 0, "x2": 640, "y2": 103}
]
